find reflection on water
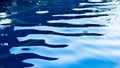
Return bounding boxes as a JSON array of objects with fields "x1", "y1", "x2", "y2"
[{"x1": 0, "y1": 0, "x2": 120, "y2": 68}]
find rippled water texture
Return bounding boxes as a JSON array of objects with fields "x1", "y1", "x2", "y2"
[{"x1": 0, "y1": 0, "x2": 120, "y2": 68}]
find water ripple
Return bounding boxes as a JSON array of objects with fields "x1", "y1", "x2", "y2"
[{"x1": 1, "y1": 0, "x2": 120, "y2": 68}]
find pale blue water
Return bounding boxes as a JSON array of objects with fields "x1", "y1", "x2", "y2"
[{"x1": 0, "y1": 0, "x2": 120, "y2": 68}]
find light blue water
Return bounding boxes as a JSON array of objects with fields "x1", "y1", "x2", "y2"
[{"x1": 1, "y1": 0, "x2": 120, "y2": 68}]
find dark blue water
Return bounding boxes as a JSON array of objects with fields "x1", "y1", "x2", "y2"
[{"x1": 0, "y1": 0, "x2": 120, "y2": 68}]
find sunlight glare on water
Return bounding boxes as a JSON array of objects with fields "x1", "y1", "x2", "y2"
[
  {"x1": 0, "y1": 0, "x2": 120, "y2": 68},
  {"x1": 88, "y1": 0, "x2": 103, "y2": 2},
  {"x1": 10, "y1": 0, "x2": 120, "y2": 68}
]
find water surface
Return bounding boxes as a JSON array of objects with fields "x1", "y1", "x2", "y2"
[{"x1": 0, "y1": 0, "x2": 120, "y2": 68}]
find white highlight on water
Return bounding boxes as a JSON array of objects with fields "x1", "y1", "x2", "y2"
[
  {"x1": 0, "y1": 19, "x2": 12, "y2": 25},
  {"x1": 47, "y1": 16, "x2": 110, "y2": 24},
  {"x1": 36, "y1": 11, "x2": 49, "y2": 14},
  {"x1": 88, "y1": 0, "x2": 103, "y2": 2},
  {"x1": 14, "y1": 25, "x2": 105, "y2": 34},
  {"x1": 79, "y1": 1, "x2": 119, "y2": 6},
  {"x1": 0, "y1": 13, "x2": 7, "y2": 18}
]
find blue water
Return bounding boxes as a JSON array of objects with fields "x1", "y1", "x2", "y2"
[{"x1": 0, "y1": 0, "x2": 120, "y2": 68}]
